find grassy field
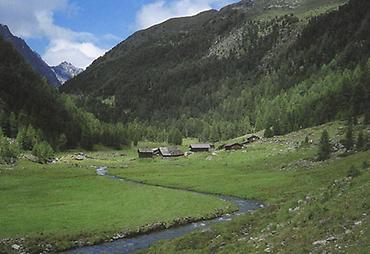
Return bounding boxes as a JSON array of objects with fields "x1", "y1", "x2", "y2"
[
  {"x1": 0, "y1": 161, "x2": 233, "y2": 253},
  {"x1": 105, "y1": 120, "x2": 369, "y2": 253},
  {"x1": 1, "y1": 120, "x2": 369, "y2": 253},
  {"x1": 139, "y1": 152, "x2": 370, "y2": 253},
  {"x1": 108, "y1": 121, "x2": 353, "y2": 203}
]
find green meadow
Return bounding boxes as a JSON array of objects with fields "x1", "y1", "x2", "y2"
[
  {"x1": 0, "y1": 161, "x2": 232, "y2": 252},
  {"x1": 0, "y1": 120, "x2": 369, "y2": 253}
]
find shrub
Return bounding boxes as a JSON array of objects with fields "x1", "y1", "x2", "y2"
[
  {"x1": 347, "y1": 165, "x2": 361, "y2": 178},
  {"x1": 32, "y1": 141, "x2": 54, "y2": 164},
  {"x1": 17, "y1": 125, "x2": 40, "y2": 151},
  {"x1": 0, "y1": 134, "x2": 20, "y2": 164},
  {"x1": 304, "y1": 135, "x2": 309, "y2": 144},
  {"x1": 362, "y1": 161, "x2": 369, "y2": 170}
]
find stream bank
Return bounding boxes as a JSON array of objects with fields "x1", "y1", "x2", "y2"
[{"x1": 62, "y1": 168, "x2": 263, "y2": 254}]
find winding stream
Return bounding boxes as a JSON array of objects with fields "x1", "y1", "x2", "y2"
[{"x1": 63, "y1": 168, "x2": 263, "y2": 254}]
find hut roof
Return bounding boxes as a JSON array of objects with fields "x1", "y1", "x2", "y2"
[
  {"x1": 224, "y1": 143, "x2": 242, "y2": 148},
  {"x1": 246, "y1": 134, "x2": 260, "y2": 140},
  {"x1": 138, "y1": 148, "x2": 156, "y2": 153},
  {"x1": 159, "y1": 147, "x2": 184, "y2": 157},
  {"x1": 189, "y1": 144, "x2": 211, "y2": 149},
  {"x1": 241, "y1": 135, "x2": 261, "y2": 145}
]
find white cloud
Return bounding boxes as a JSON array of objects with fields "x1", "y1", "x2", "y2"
[
  {"x1": 136, "y1": 0, "x2": 236, "y2": 29},
  {"x1": 43, "y1": 39, "x2": 106, "y2": 68},
  {"x1": 0, "y1": 0, "x2": 107, "y2": 68}
]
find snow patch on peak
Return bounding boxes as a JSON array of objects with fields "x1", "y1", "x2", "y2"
[{"x1": 52, "y1": 62, "x2": 83, "y2": 84}]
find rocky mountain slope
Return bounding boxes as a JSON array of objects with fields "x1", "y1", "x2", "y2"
[
  {"x1": 0, "y1": 24, "x2": 61, "y2": 87},
  {"x1": 52, "y1": 62, "x2": 83, "y2": 85}
]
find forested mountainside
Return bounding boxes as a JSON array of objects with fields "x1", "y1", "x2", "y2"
[
  {"x1": 0, "y1": 24, "x2": 61, "y2": 87},
  {"x1": 63, "y1": 0, "x2": 369, "y2": 142},
  {"x1": 0, "y1": 36, "x2": 130, "y2": 150}
]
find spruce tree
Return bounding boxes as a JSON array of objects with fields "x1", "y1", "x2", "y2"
[
  {"x1": 57, "y1": 133, "x2": 68, "y2": 151},
  {"x1": 318, "y1": 130, "x2": 331, "y2": 161},
  {"x1": 365, "y1": 110, "x2": 370, "y2": 125},
  {"x1": 356, "y1": 131, "x2": 364, "y2": 151},
  {"x1": 8, "y1": 112, "x2": 17, "y2": 138},
  {"x1": 344, "y1": 121, "x2": 354, "y2": 151},
  {"x1": 264, "y1": 126, "x2": 274, "y2": 138},
  {"x1": 363, "y1": 133, "x2": 370, "y2": 151}
]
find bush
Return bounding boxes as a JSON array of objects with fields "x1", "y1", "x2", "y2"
[
  {"x1": 32, "y1": 141, "x2": 54, "y2": 164},
  {"x1": 304, "y1": 135, "x2": 309, "y2": 144},
  {"x1": 17, "y1": 125, "x2": 40, "y2": 151},
  {"x1": 347, "y1": 166, "x2": 361, "y2": 178},
  {"x1": 362, "y1": 161, "x2": 369, "y2": 170},
  {"x1": 0, "y1": 134, "x2": 20, "y2": 164}
]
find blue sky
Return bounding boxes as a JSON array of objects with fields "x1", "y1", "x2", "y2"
[{"x1": 0, "y1": 0, "x2": 238, "y2": 68}]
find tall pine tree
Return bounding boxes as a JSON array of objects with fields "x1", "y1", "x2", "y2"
[{"x1": 318, "y1": 130, "x2": 331, "y2": 161}]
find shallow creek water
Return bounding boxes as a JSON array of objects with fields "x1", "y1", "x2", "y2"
[{"x1": 63, "y1": 168, "x2": 263, "y2": 254}]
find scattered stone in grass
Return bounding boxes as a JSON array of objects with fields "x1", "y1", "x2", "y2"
[
  {"x1": 326, "y1": 236, "x2": 337, "y2": 242},
  {"x1": 313, "y1": 236, "x2": 337, "y2": 246},
  {"x1": 206, "y1": 156, "x2": 213, "y2": 161},
  {"x1": 313, "y1": 239, "x2": 327, "y2": 246},
  {"x1": 96, "y1": 167, "x2": 108, "y2": 176},
  {"x1": 11, "y1": 244, "x2": 20, "y2": 250},
  {"x1": 288, "y1": 206, "x2": 300, "y2": 213},
  {"x1": 354, "y1": 221, "x2": 362, "y2": 226}
]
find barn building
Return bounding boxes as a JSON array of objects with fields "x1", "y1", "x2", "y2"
[
  {"x1": 224, "y1": 143, "x2": 243, "y2": 150},
  {"x1": 138, "y1": 148, "x2": 156, "y2": 158}
]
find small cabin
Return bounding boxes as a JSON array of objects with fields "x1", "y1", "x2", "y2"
[
  {"x1": 138, "y1": 148, "x2": 155, "y2": 158},
  {"x1": 159, "y1": 147, "x2": 184, "y2": 158},
  {"x1": 189, "y1": 144, "x2": 212, "y2": 152},
  {"x1": 224, "y1": 143, "x2": 243, "y2": 150}
]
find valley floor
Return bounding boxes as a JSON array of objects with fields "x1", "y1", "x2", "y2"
[{"x1": 0, "y1": 120, "x2": 369, "y2": 253}]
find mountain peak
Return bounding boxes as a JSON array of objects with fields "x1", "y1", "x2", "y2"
[
  {"x1": 0, "y1": 24, "x2": 10, "y2": 31},
  {"x1": 52, "y1": 62, "x2": 83, "y2": 84}
]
